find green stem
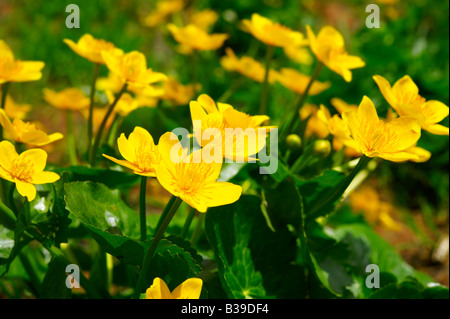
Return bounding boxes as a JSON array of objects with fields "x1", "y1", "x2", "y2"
[
  {"x1": 8, "y1": 183, "x2": 18, "y2": 216},
  {"x1": 133, "y1": 196, "x2": 183, "y2": 299},
  {"x1": 66, "y1": 110, "x2": 78, "y2": 166},
  {"x1": 306, "y1": 155, "x2": 371, "y2": 222},
  {"x1": 217, "y1": 77, "x2": 244, "y2": 103},
  {"x1": 19, "y1": 251, "x2": 41, "y2": 296},
  {"x1": 0, "y1": 198, "x2": 16, "y2": 230},
  {"x1": 259, "y1": 45, "x2": 275, "y2": 115},
  {"x1": 87, "y1": 63, "x2": 101, "y2": 160},
  {"x1": 190, "y1": 212, "x2": 205, "y2": 246},
  {"x1": 182, "y1": 208, "x2": 196, "y2": 239},
  {"x1": 89, "y1": 83, "x2": 127, "y2": 165},
  {"x1": 140, "y1": 176, "x2": 148, "y2": 242},
  {"x1": 105, "y1": 113, "x2": 120, "y2": 146},
  {"x1": 281, "y1": 62, "x2": 324, "y2": 140},
  {"x1": 155, "y1": 195, "x2": 176, "y2": 230}
]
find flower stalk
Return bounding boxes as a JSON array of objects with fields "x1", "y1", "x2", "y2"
[
  {"x1": 87, "y1": 63, "x2": 101, "y2": 160},
  {"x1": 134, "y1": 196, "x2": 183, "y2": 299},
  {"x1": 66, "y1": 110, "x2": 78, "y2": 165},
  {"x1": 259, "y1": 45, "x2": 275, "y2": 115},
  {"x1": 140, "y1": 176, "x2": 148, "y2": 242}
]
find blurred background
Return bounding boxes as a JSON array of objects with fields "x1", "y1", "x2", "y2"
[{"x1": 0, "y1": 0, "x2": 448, "y2": 286}]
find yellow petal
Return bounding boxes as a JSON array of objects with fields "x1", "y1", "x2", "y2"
[
  {"x1": 171, "y1": 278, "x2": 203, "y2": 299},
  {"x1": 15, "y1": 179, "x2": 37, "y2": 202},
  {"x1": 128, "y1": 126, "x2": 155, "y2": 151},
  {"x1": 145, "y1": 277, "x2": 173, "y2": 299},
  {"x1": 406, "y1": 146, "x2": 431, "y2": 163},
  {"x1": 0, "y1": 140, "x2": 19, "y2": 170},
  {"x1": 422, "y1": 123, "x2": 449, "y2": 135},
  {"x1": 197, "y1": 94, "x2": 218, "y2": 114},
  {"x1": 0, "y1": 166, "x2": 14, "y2": 182},
  {"x1": 421, "y1": 100, "x2": 449, "y2": 125},
  {"x1": 117, "y1": 133, "x2": 136, "y2": 163},
  {"x1": 358, "y1": 96, "x2": 379, "y2": 123},
  {"x1": 196, "y1": 182, "x2": 242, "y2": 210},
  {"x1": 392, "y1": 75, "x2": 419, "y2": 98},
  {"x1": 102, "y1": 154, "x2": 138, "y2": 171},
  {"x1": 377, "y1": 151, "x2": 420, "y2": 162},
  {"x1": 19, "y1": 149, "x2": 48, "y2": 173},
  {"x1": 383, "y1": 116, "x2": 421, "y2": 151},
  {"x1": 372, "y1": 75, "x2": 397, "y2": 109},
  {"x1": 32, "y1": 171, "x2": 60, "y2": 184},
  {"x1": 12, "y1": 61, "x2": 45, "y2": 82},
  {"x1": 0, "y1": 109, "x2": 17, "y2": 140}
]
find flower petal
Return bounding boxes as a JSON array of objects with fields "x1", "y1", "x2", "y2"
[
  {"x1": 373, "y1": 75, "x2": 397, "y2": 109},
  {"x1": 0, "y1": 140, "x2": 19, "y2": 170},
  {"x1": 32, "y1": 171, "x2": 60, "y2": 184},
  {"x1": 15, "y1": 179, "x2": 37, "y2": 202},
  {"x1": 145, "y1": 277, "x2": 173, "y2": 299},
  {"x1": 19, "y1": 148, "x2": 48, "y2": 173},
  {"x1": 171, "y1": 278, "x2": 203, "y2": 299},
  {"x1": 383, "y1": 116, "x2": 421, "y2": 151},
  {"x1": 197, "y1": 181, "x2": 242, "y2": 210}
]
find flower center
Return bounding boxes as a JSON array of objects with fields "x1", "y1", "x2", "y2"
[
  {"x1": 10, "y1": 157, "x2": 34, "y2": 181},
  {"x1": 0, "y1": 58, "x2": 21, "y2": 78},
  {"x1": 135, "y1": 143, "x2": 158, "y2": 172}
]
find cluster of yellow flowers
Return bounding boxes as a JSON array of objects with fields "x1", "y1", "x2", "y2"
[{"x1": 1, "y1": 3, "x2": 449, "y2": 299}]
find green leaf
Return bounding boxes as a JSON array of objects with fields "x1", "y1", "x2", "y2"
[
  {"x1": 64, "y1": 181, "x2": 142, "y2": 239},
  {"x1": 40, "y1": 257, "x2": 72, "y2": 299},
  {"x1": 368, "y1": 278, "x2": 449, "y2": 299},
  {"x1": 205, "y1": 195, "x2": 305, "y2": 299}
]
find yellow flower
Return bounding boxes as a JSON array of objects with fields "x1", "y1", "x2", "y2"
[
  {"x1": 242, "y1": 13, "x2": 306, "y2": 48},
  {"x1": 0, "y1": 40, "x2": 45, "y2": 84},
  {"x1": 103, "y1": 126, "x2": 159, "y2": 177},
  {"x1": 276, "y1": 68, "x2": 331, "y2": 96},
  {"x1": 63, "y1": 34, "x2": 120, "y2": 64},
  {"x1": 1, "y1": 93, "x2": 30, "y2": 120},
  {"x1": 97, "y1": 71, "x2": 126, "y2": 94},
  {"x1": 101, "y1": 50, "x2": 168, "y2": 90},
  {"x1": 0, "y1": 109, "x2": 63, "y2": 147},
  {"x1": 143, "y1": 0, "x2": 184, "y2": 28},
  {"x1": 349, "y1": 185, "x2": 402, "y2": 232},
  {"x1": 330, "y1": 97, "x2": 358, "y2": 114},
  {"x1": 283, "y1": 44, "x2": 313, "y2": 65},
  {"x1": 190, "y1": 94, "x2": 273, "y2": 161},
  {"x1": 300, "y1": 104, "x2": 330, "y2": 139},
  {"x1": 161, "y1": 77, "x2": 198, "y2": 106},
  {"x1": 0, "y1": 141, "x2": 60, "y2": 201},
  {"x1": 167, "y1": 24, "x2": 229, "y2": 51},
  {"x1": 105, "y1": 90, "x2": 139, "y2": 117},
  {"x1": 189, "y1": 9, "x2": 219, "y2": 31},
  {"x1": 317, "y1": 105, "x2": 361, "y2": 157},
  {"x1": 220, "y1": 47, "x2": 279, "y2": 83},
  {"x1": 373, "y1": 75, "x2": 449, "y2": 135},
  {"x1": 43, "y1": 88, "x2": 90, "y2": 112},
  {"x1": 145, "y1": 277, "x2": 202, "y2": 299},
  {"x1": 341, "y1": 96, "x2": 429, "y2": 162},
  {"x1": 155, "y1": 132, "x2": 242, "y2": 213},
  {"x1": 306, "y1": 25, "x2": 365, "y2": 82}
]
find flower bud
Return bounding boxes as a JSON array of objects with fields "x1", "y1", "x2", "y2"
[
  {"x1": 285, "y1": 134, "x2": 302, "y2": 150},
  {"x1": 313, "y1": 139, "x2": 331, "y2": 157}
]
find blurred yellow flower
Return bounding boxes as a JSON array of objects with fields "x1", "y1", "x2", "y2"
[
  {"x1": 0, "y1": 109, "x2": 63, "y2": 147},
  {"x1": 220, "y1": 48, "x2": 278, "y2": 83},
  {"x1": 101, "y1": 50, "x2": 168, "y2": 90},
  {"x1": 97, "y1": 71, "x2": 126, "y2": 94},
  {"x1": 330, "y1": 97, "x2": 358, "y2": 114},
  {"x1": 161, "y1": 77, "x2": 198, "y2": 106},
  {"x1": 63, "y1": 34, "x2": 120, "y2": 65},
  {"x1": 155, "y1": 132, "x2": 242, "y2": 213},
  {"x1": 341, "y1": 96, "x2": 429, "y2": 162},
  {"x1": 105, "y1": 90, "x2": 139, "y2": 117},
  {"x1": 242, "y1": 13, "x2": 306, "y2": 48},
  {"x1": 43, "y1": 88, "x2": 90, "y2": 112},
  {"x1": 143, "y1": 0, "x2": 184, "y2": 28},
  {"x1": 190, "y1": 94, "x2": 273, "y2": 161},
  {"x1": 103, "y1": 126, "x2": 159, "y2": 177},
  {"x1": 373, "y1": 75, "x2": 449, "y2": 135},
  {"x1": 1, "y1": 93, "x2": 30, "y2": 120},
  {"x1": 276, "y1": 68, "x2": 331, "y2": 96},
  {"x1": 189, "y1": 9, "x2": 219, "y2": 31},
  {"x1": 0, "y1": 40, "x2": 44, "y2": 84},
  {"x1": 0, "y1": 140, "x2": 60, "y2": 201},
  {"x1": 146, "y1": 277, "x2": 202, "y2": 299},
  {"x1": 300, "y1": 104, "x2": 329, "y2": 139},
  {"x1": 349, "y1": 185, "x2": 402, "y2": 232},
  {"x1": 283, "y1": 44, "x2": 313, "y2": 65},
  {"x1": 306, "y1": 25, "x2": 365, "y2": 82},
  {"x1": 82, "y1": 106, "x2": 115, "y2": 134},
  {"x1": 167, "y1": 24, "x2": 228, "y2": 51}
]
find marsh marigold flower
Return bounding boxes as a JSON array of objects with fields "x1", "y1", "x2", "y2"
[
  {"x1": 155, "y1": 132, "x2": 242, "y2": 213},
  {"x1": 167, "y1": 24, "x2": 228, "y2": 51},
  {"x1": 103, "y1": 126, "x2": 159, "y2": 177},
  {"x1": 143, "y1": 0, "x2": 184, "y2": 28},
  {"x1": 63, "y1": 34, "x2": 121, "y2": 65},
  {"x1": 276, "y1": 68, "x2": 331, "y2": 96},
  {"x1": 101, "y1": 50, "x2": 167, "y2": 91},
  {"x1": 220, "y1": 48, "x2": 278, "y2": 83},
  {"x1": 242, "y1": 13, "x2": 306, "y2": 48},
  {"x1": 189, "y1": 9, "x2": 219, "y2": 31},
  {"x1": 341, "y1": 96, "x2": 430, "y2": 162},
  {"x1": 190, "y1": 94, "x2": 274, "y2": 161},
  {"x1": 1, "y1": 93, "x2": 31, "y2": 120},
  {"x1": 306, "y1": 26, "x2": 365, "y2": 82},
  {"x1": 373, "y1": 75, "x2": 449, "y2": 135},
  {"x1": 105, "y1": 90, "x2": 139, "y2": 117},
  {"x1": 43, "y1": 88, "x2": 90, "y2": 112},
  {"x1": 0, "y1": 40, "x2": 44, "y2": 84},
  {"x1": 146, "y1": 277, "x2": 202, "y2": 299},
  {"x1": 0, "y1": 140, "x2": 60, "y2": 201},
  {"x1": 161, "y1": 77, "x2": 198, "y2": 106},
  {"x1": 0, "y1": 109, "x2": 63, "y2": 147}
]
